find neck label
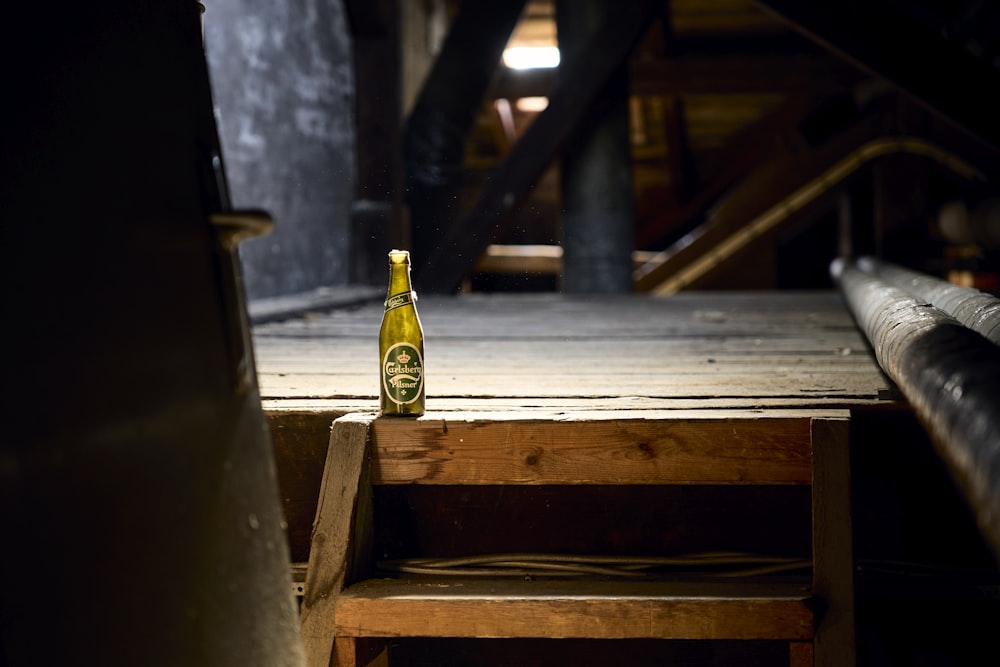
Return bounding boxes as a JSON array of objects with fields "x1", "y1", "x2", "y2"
[{"x1": 384, "y1": 291, "x2": 416, "y2": 312}]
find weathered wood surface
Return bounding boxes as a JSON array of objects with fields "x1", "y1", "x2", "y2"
[
  {"x1": 253, "y1": 291, "x2": 897, "y2": 414},
  {"x1": 333, "y1": 577, "x2": 813, "y2": 640},
  {"x1": 299, "y1": 414, "x2": 374, "y2": 667},
  {"x1": 370, "y1": 413, "x2": 816, "y2": 485},
  {"x1": 810, "y1": 416, "x2": 856, "y2": 667}
]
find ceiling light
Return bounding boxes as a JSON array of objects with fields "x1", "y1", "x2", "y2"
[
  {"x1": 502, "y1": 46, "x2": 560, "y2": 70},
  {"x1": 515, "y1": 96, "x2": 549, "y2": 113}
]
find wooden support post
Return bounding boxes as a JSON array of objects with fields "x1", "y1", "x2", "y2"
[
  {"x1": 811, "y1": 416, "x2": 856, "y2": 667},
  {"x1": 334, "y1": 637, "x2": 388, "y2": 667},
  {"x1": 300, "y1": 414, "x2": 376, "y2": 667},
  {"x1": 348, "y1": 0, "x2": 405, "y2": 282},
  {"x1": 404, "y1": 0, "x2": 528, "y2": 270},
  {"x1": 789, "y1": 640, "x2": 815, "y2": 667}
]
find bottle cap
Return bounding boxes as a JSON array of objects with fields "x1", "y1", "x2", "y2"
[{"x1": 388, "y1": 249, "x2": 410, "y2": 264}]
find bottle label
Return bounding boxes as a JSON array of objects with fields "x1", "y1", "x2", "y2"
[
  {"x1": 384, "y1": 291, "x2": 417, "y2": 313},
  {"x1": 382, "y1": 342, "x2": 424, "y2": 405}
]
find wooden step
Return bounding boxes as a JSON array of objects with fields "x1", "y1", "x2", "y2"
[
  {"x1": 333, "y1": 576, "x2": 814, "y2": 641},
  {"x1": 301, "y1": 412, "x2": 855, "y2": 667}
]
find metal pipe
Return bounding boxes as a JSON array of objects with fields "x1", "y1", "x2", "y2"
[
  {"x1": 856, "y1": 256, "x2": 1000, "y2": 345},
  {"x1": 831, "y1": 258, "x2": 1000, "y2": 561}
]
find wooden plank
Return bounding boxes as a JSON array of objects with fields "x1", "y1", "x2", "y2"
[
  {"x1": 252, "y1": 292, "x2": 868, "y2": 339},
  {"x1": 789, "y1": 641, "x2": 814, "y2": 667},
  {"x1": 333, "y1": 637, "x2": 388, "y2": 667},
  {"x1": 257, "y1": 371, "x2": 887, "y2": 403},
  {"x1": 810, "y1": 416, "x2": 856, "y2": 666},
  {"x1": 333, "y1": 577, "x2": 813, "y2": 640},
  {"x1": 252, "y1": 292, "x2": 899, "y2": 411},
  {"x1": 255, "y1": 334, "x2": 878, "y2": 366},
  {"x1": 254, "y1": 291, "x2": 876, "y2": 345},
  {"x1": 300, "y1": 414, "x2": 376, "y2": 667},
  {"x1": 264, "y1": 398, "x2": 892, "y2": 417},
  {"x1": 370, "y1": 414, "x2": 813, "y2": 485}
]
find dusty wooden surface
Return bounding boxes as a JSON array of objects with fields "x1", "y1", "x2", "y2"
[
  {"x1": 257, "y1": 290, "x2": 898, "y2": 585},
  {"x1": 370, "y1": 414, "x2": 816, "y2": 485},
  {"x1": 261, "y1": 294, "x2": 878, "y2": 666},
  {"x1": 253, "y1": 290, "x2": 898, "y2": 416},
  {"x1": 333, "y1": 576, "x2": 814, "y2": 640}
]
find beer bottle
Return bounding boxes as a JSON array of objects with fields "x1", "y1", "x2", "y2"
[{"x1": 379, "y1": 249, "x2": 425, "y2": 416}]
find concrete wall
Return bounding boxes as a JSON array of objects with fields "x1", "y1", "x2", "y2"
[{"x1": 204, "y1": 0, "x2": 355, "y2": 299}]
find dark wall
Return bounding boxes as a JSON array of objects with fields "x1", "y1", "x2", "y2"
[
  {"x1": 1, "y1": 2, "x2": 306, "y2": 664},
  {"x1": 204, "y1": 0, "x2": 355, "y2": 299}
]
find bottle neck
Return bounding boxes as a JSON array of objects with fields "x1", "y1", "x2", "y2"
[
  {"x1": 385, "y1": 259, "x2": 417, "y2": 313},
  {"x1": 387, "y1": 262, "x2": 412, "y2": 297}
]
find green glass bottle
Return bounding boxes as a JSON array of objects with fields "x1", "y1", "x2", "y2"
[{"x1": 379, "y1": 249, "x2": 425, "y2": 416}]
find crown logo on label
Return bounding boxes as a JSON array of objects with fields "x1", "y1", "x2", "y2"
[{"x1": 397, "y1": 351, "x2": 411, "y2": 364}]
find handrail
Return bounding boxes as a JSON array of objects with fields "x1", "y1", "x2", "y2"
[{"x1": 831, "y1": 257, "x2": 1000, "y2": 561}]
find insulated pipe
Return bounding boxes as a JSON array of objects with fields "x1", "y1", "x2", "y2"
[
  {"x1": 856, "y1": 256, "x2": 1000, "y2": 345},
  {"x1": 831, "y1": 258, "x2": 1000, "y2": 561}
]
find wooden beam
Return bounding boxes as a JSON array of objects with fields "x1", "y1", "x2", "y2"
[
  {"x1": 371, "y1": 415, "x2": 813, "y2": 485},
  {"x1": 811, "y1": 416, "x2": 856, "y2": 667},
  {"x1": 404, "y1": 0, "x2": 528, "y2": 268},
  {"x1": 634, "y1": 94, "x2": 816, "y2": 249},
  {"x1": 489, "y1": 52, "x2": 861, "y2": 100},
  {"x1": 473, "y1": 244, "x2": 658, "y2": 275},
  {"x1": 351, "y1": 0, "x2": 404, "y2": 280},
  {"x1": 633, "y1": 101, "x2": 892, "y2": 292},
  {"x1": 300, "y1": 414, "x2": 376, "y2": 667},
  {"x1": 416, "y1": 0, "x2": 663, "y2": 292},
  {"x1": 660, "y1": 96, "x2": 697, "y2": 206},
  {"x1": 334, "y1": 578, "x2": 814, "y2": 640},
  {"x1": 630, "y1": 53, "x2": 861, "y2": 96}
]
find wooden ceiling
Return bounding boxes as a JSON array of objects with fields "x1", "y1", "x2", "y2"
[{"x1": 390, "y1": 0, "x2": 1000, "y2": 292}]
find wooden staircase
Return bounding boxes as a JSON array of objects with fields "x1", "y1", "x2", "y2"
[{"x1": 298, "y1": 410, "x2": 855, "y2": 666}]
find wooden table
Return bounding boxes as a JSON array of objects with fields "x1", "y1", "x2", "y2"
[{"x1": 251, "y1": 290, "x2": 901, "y2": 667}]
